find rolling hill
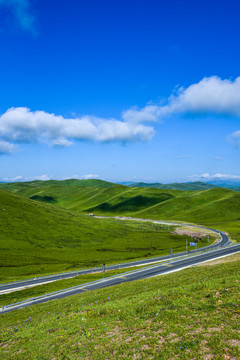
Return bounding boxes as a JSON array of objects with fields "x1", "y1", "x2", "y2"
[
  {"x1": 0, "y1": 188, "x2": 197, "y2": 281},
  {"x1": 129, "y1": 181, "x2": 218, "y2": 191},
  {"x1": 1, "y1": 180, "x2": 240, "y2": 228}
]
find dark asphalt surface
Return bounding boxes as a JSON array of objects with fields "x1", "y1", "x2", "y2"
[
  {"x1": 1, "y1": 232, "x2": 239, "y2": 314},
  {"x1": 0, "y1": 220, "x2": 229, "y2": 294}
]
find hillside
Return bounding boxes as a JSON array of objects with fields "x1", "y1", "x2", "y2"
[
  {"x1": 130, "y1": 181, "x2": 218, "y2": 191},
  {"x1": 0, "y1": 178, "x2": 116, "y2": 192},
  {"x1": 1, "y1": 254, "x2": 240, "y2": 359},
  {"x1": 1, "y1": 180, "x2": 240, "y2": 229},
  {"x1": 0, "y1": 189, "x2": 196, "y2": 282}
]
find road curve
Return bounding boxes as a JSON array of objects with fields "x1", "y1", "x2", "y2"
[
  {"x1": 1, "y1": 230, "x2": 239, "y2": 314},
  {"x1": 0, "y1": 218, "x2": 230, "y2": 295}
]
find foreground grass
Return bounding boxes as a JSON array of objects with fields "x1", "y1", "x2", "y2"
[{"x1": 1, "y1": 254, "x2": 239, "y2": 359}]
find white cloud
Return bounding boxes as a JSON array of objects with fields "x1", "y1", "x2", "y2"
[
  {"x1": 122, "y1": 105, "x2": 161, "y2": 123},
  {"x1": 0, "y1": 0, "x2": 36, "y2": 32},
  {"x1": 122, "y1": 76, "x2": 240, "y2": 122},
  {"x1": 62, "y1": 174, "x2": 100, "y2": 180},
  {"x1": 158, "y1": 76, "x2": 240, "y2": 118},
  {"x1": 79, "y1": 174, "x2": 100, "y2": 180},
  {"x1": 3, "y1": 174, "x2": 53, "y2": 182},
  {"x1": 1, "y1": 174, "x2": 101, "y2": 182},
  {"x1": 51, "y1": 137, "x2": 73, "y2": 147},
  {"x1": 1, "y1": 76, "x2": 240, "y2": 153},
  {"x1": 0, "y1": 140, "x2": 17, "y2": 154},
  {"x1": 25, "y1": 174, "x2": 52, "y2": 181},
  {"x1": 2, "y1": 175, "x2": 23, "y2": 182},
  {"x1": 0, "y1": 107, "x2": 155, "y2": 149},
  {"x1": 189, "y1": 173, "x2": 240, "y2": 181}
]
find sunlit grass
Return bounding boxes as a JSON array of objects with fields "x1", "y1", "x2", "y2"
[{"x1": 1, "y1": 254, "x2": 239, "y2": 359}]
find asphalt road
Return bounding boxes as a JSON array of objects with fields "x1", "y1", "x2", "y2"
[
  {"x1": 1, "y1": 232, "x2": 239, "y2": 314},
  {"x1": 0, "y1": 219, "x2": 230, "y2": 295}
]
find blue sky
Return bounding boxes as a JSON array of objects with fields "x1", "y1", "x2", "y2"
[{"x1": 0, "y1": 0, "x2": 239, "y2": 183}]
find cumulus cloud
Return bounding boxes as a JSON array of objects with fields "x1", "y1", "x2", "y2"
[
  {"x1": 2, "y1": 175, "x2": 23, "y2": 182},
  {"x1": 123, "y1": 76, "x2": 240, "y2": 151},
  {"x1": 62, "y1": 174, "x2": 100, "y2": 180},
  {"x1": 0, "y1": 107, "x2": 155, "y2": 149},
  {"x1": 123, "y1": 76, "x2": 240, "y2": 122},
  {"x1": 0, "y1": 0, "x2": 36, "y2": 32},
  {"x1": 0, "y1": 140, "x2": 17, "y2": 154},
  {"x1": 122, "y1": 105, "x2": 161, "y2": 123},
  {"x1": 158, "y1": 76, "x2": 240, "y2": 118},
  {"x1": 2, "y1": 174, "x2": 101, "y2": 182},
  {"x1": 79, "y1": 174, "x2": 100, "y2": 180},
  {"x1": 1, "y1": 76, "x2": 240, "y2": 152},
  {"x1": 189, "y1": 173, "x2": 240, "y2": 181},
  {"x1": 2, "y1": 174, "x2": 52, "y2": 182}
]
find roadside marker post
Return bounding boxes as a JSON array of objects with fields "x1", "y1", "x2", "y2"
[
  {"x1": 170, "y1": 248, "x2": 173, "y2": 256},
  {"x1": 102, "y1": 263, "x2": 105, "y2": 279}
]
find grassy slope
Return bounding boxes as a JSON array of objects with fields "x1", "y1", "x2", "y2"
[
  {"x1": 2, "y1": 180, "x2": 239, "y2": 223},
  {"x1": 130, "y1": 181, "x2": 218, "y2": 191},
  {"x1": 1, "y1": 179, "x2": 239, "y2": 240},
  {"x1": 0, "y1": 181, "x2": 239, "y2": 358},
  {"x1": 0, "y1": 189, "x2": 201, "y2": 282},
  {"x1": 1, "y1": 254, "x2": 239, "y2": 360}
]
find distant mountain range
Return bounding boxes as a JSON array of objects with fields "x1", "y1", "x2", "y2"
[
  {"x1": 1, "y1": 178, "x2": 240, "y2": 191},
  {"x1": 205, "y1": 180, "x2": 240, "y2": 189},
  {"x1": 128, "y1": 181, "x2": 217, "y2": 191},
  {"x1": 118, "y1": 181, "x2": 240, "y2": 191}
]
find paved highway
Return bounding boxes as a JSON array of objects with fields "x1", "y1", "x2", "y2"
[
  {"x1": 0, "y1": 218, "x2": 230, "y2": 295},
  {"x1": 1, "y1": 231, "x2": 239, "y2": 314}
]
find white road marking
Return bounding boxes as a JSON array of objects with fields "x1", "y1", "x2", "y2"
[{"x1": 0, "y1": 280, "x2": 56, "y2": 295}]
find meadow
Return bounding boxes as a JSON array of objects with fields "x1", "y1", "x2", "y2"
[
  {"x1": 1, "y1": 180, "x2": 239, "y2": 227},
  {"x1": 0, "y1": 180, "x2": 240, "y2": 359},
  {"x1": 0, "y1": 254, "x2": 239, "y2": 359},
  {"x1": 1, "y1": 178, "x2": 239, "y2": 240},
  {"x1": 0, "y1": 188, "x2": 206, "y2": 282}
]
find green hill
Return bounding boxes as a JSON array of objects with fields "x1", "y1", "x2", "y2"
[
  {"x1": 1, "y1": 179, "x2": 239, "y2": 245},
  {"x1": 130, "y1": 181, "x2": 218, "y2": 191},
  {"x1": 0, "y1": 178, "x2": 116, "y2": 192},
  {"x1": 1, "y1": 180, "x2": 240, "y2": 228},
  {"x1": 0, "y1": 188, "x2": 197, "y2": 282}
]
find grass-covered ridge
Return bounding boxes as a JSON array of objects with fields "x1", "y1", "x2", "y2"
[
  {"x1": 1, "y1": 254, "x2": 239, "y2": 359},
  {"x1": 0, "y1": 189, "x2": 202, "y2": 282},
  {"x1": 129, "y1": 181, "x2": 218, "y2": 191},
  {"x1": 1, "y1": 179, "x2": 239, "y2": 241},
  {"x1": 1, "y1": 180, "x2": 239, "y2": 226}
]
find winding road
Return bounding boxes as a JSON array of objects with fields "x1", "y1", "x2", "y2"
[{"x1": 1, "y1": 219, "x2": 239, "y2": 314}]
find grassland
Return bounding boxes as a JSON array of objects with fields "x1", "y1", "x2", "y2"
[
  {"x1": 129, "y1": 180, "x2": 218, "y2": 190},
  {"x1": 0, "y1": 180, "x2": 240, "y2": 358},
  {"x1": 1, "y1": 180, "x2": 239, "y2": 225},
  {"x1": 1, "y1": 179, "x2": 239, "y2": 241},
  {"x1": 1, "y1": 179, "x2": 239, "y2": 283},
  {"x1": 1, "y1": 253, "x2": 239, "y2": 359},
  {"x1": 0, "y1": 189, "x2": 205, "y2": 282}
]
